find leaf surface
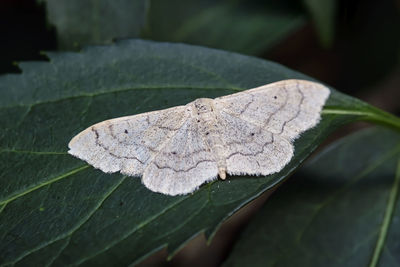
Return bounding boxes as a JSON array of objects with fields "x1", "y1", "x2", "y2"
[
  {"x1": 223, "y1": 127, "x2": 400, "y2": 267},
  {"x1": 0, "y1": 40, "x2": 383, "y2": 266}
]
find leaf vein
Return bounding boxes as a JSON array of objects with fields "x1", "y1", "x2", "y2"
[
  {"x1": 74, "y1": 195, "x2": 191, "y2": 266},
  {"x1": 0, "y1": 165, "x2": 89, "y2": 205},
  {"x1": 10, "y1": 176, "x2": 127, "y2": 266},
  {"x1": 44, "y1": 237, "x2": 71, "y2": 267}
]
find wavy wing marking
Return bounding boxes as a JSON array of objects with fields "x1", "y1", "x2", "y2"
[{"x1": 214, "y1": 80, "x2": 330, "y2": 176}]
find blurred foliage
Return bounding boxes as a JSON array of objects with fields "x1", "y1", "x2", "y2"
[
  {"x1": 0, "y1": 0, "x2": 398, "y2": 103},
  {"x1": 142, "y1": 0, "x2": 305, "y2": 55},
  {"x1": 39, "y1": 0, "x2": 306, "y2": 55},
  {"x1": 303, "y1": 0, "x2": 337, "y2": 47},
  {"x1": 39, "y1": 0, "x2": 148, "y2": 49}
]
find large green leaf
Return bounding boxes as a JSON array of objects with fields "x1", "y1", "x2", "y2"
[
  {"x1": 41, "y1": 0, "x2": 149, "y2": 49},
  {"x1": 223, "y1": 127, "x2": 400, "y2": 267},
  {"x1": 0, "y1": 40, "x2": 396, "y2": 266}
]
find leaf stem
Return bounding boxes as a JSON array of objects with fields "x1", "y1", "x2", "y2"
[
  {"x1": 369, "y1": 159, "x2": 400, "y2": 267},
  {"x1": 323, "y1": 107, "x2": 400, "y2": 132}
]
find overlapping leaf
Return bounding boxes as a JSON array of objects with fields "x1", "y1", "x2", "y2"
[{"x1": 223, "y1": 127, "x2": 400, "y2": 267}]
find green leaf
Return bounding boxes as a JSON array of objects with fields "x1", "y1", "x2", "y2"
[
  {"x1": 42, "y1": 0, "x2": 306, "y2": 55},
  {"x1": 0, "y1": 40, "x2": 397, "y2": 266},
  {"x1": 41, "y1": 0, "x2": 149, "y2": 49},
  {"x1": 144, "y1": 0, "x2": 306, "y2": 55},
  {"x1": 223, "y1": 127, "x2": 400, "y2": 267},
  {"x1": 303, "y1": 0, "x2": 337, "y2": 47}
]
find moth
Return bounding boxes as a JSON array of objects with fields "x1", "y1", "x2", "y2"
[{"x1": 68, "y1": 79, "x2": 330, "y2": 195}]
